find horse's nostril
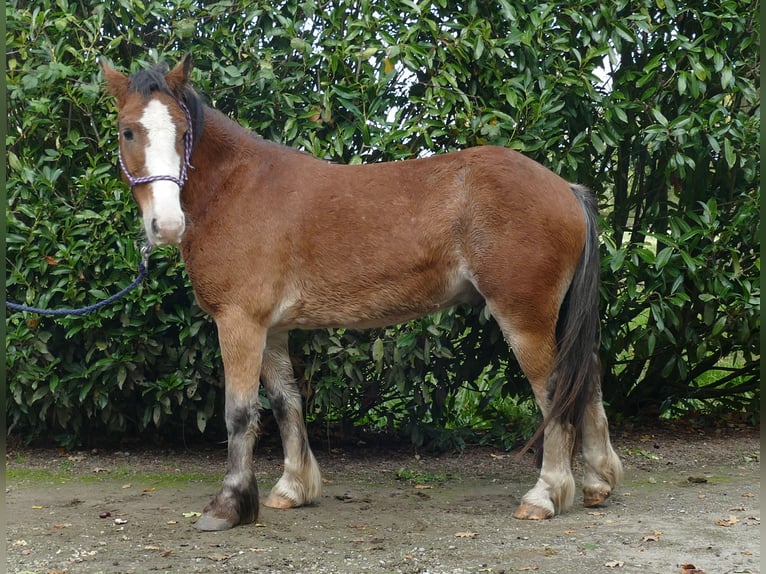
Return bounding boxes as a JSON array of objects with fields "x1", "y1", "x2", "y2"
[{"x1": 151, "y1": 218, "x2": 160, "y2": 236}]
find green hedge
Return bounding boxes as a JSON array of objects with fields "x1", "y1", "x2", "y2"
[{"x1": 6, "y1": 0, "x2": 759, "y2": 448}]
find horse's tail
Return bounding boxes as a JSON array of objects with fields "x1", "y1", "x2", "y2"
[{"x1": 520, "y1": 184, "x2": 602, "y2": 465}]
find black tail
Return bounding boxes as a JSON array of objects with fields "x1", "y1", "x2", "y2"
[{"x1": 520, "y1": 184, "x2": 602, "y2": 465}]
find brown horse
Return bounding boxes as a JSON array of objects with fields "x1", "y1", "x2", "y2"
[{"x1": 100, "y1": 55, "x2": 622, "y2": 531}]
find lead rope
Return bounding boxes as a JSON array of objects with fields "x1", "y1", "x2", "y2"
[{"x1": 5, "y1": 244, "x2": 153, "y2": 316}]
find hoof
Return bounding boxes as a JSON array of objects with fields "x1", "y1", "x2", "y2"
[
  {"x1": 195, "y1": 513, "x2": 238, "y2": 531},
  {"x1": 583, "y1": 487, "x2": 612, "y2": 508},
  {"x1": 195, "y1": 484, "x2": 259, "y2": 531},
  {"x1": 513, "y1": 501, "x2": 554, "y2": 520},
  {"x1": 264, "y1": 491, "x2": 298, "y2": 510}
]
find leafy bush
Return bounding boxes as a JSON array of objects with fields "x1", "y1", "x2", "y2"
[{"x1": 6, "y1": 0, "x2": 759, "y2": 448}]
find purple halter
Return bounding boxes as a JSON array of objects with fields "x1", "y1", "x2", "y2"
[{"x1": 118, "y1": 100, "x2": 194, "y2": 190}]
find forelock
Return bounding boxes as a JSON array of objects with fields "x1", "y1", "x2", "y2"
[{"x1": 128, "y1": 63, "x2": 172, "y2": 97}]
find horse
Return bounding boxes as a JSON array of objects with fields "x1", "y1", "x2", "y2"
[{"x1": 100, "y1": 54, "x2": 622, "y2": 531}]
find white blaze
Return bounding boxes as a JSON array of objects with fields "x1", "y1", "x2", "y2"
[{"x1": 139, "y1": 98, "x2": 186, "y2": 244}]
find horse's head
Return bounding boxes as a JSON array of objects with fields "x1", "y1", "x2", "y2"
[{"x1": 100, "y1": 55, "x2": 195, "y2": 246}]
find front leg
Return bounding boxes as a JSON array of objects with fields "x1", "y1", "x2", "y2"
[
  {"x1": 196, "y1": 312, "x2": 265, "y2": 531},
  {"x1": 260, "y1": 331, "x2": 322, "y2": 509}
]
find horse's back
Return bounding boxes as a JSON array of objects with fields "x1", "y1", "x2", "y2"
[{"x1": 256, "y1": 143, "x2": 579, "y2": 242}]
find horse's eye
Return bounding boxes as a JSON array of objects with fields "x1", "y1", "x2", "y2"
[{"x1": 122, "y1": 128, "x2": 134, "y2": 141}]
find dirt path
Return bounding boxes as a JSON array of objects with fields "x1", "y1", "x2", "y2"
[{"x1": 6, "y1": 426, "x2": 760, "y2": 574}]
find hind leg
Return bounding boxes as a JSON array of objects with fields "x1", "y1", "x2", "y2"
[
  {"x1": 514, "y1": 419, "x2": 577, "y2": 519},
  {"x1": 512, "y1": 388, "x2": 577, "y2": 520},
  {"x1": 491, "y1": 310, "x2": 577, "y2": 520},
  {"x1": 580, "y1": 374, "x2": 623, "y2": 507},
  {"x1": 261, "y1": 332, "x2": 322, "y2": 510}
]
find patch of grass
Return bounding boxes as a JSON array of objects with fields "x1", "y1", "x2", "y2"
[
  {"x1": 394, "y1": 468, "x2": 453, "y2": 484},
  {"x1": 6, "y1": 467, "x2": 219, "y2": 487},
  {"x1": 622, "y1": 448, "x2": 660, "y2": 461}
]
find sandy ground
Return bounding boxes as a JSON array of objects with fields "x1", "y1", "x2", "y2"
[{"x1": 6, "y1": 424, "x2": 760, "y2": 574}]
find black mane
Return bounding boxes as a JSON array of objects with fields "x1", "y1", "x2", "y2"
[{"x1": 128, "y1": 62, "x2": 205, "y2": 149}]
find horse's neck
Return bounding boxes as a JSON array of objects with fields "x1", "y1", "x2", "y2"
[
  {"x1": 183, "y1": 108, "x2": 251, "y2": 209},
  {"x1": 199, "y1": 107, "x2": 251, "y2": 161},
  {"x1": 182, "y1": 107, "x2": 325, "y2": 224}
]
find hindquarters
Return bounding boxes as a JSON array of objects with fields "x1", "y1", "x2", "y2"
[
  {"x1": 463, "y1": 163, "x2": 618, "y2": 517},
  {"x1": 463, "y1": 158, "x2": 599, "y2": 424},
  {"x1": 463, "y1": 157, "x2": 593, "y2": 407},
  {"x1": 532, "y1": 183, "x2": 602, "y2": 454}
]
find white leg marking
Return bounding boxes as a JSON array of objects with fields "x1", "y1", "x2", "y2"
[
  {"x1": 517, "y1": 421, "x2": 576, "y2": 519},
  {"x1": 581, "y1": 399, "x2": 623, "y2": 505},
  {"x1": 260, "y1": 333, "x2": 322, "y2": 509}
]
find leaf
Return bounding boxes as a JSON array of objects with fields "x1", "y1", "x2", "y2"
[
  {"x1": 650, "y1": 303, "x2": 665, "y2": 332},
  {"x1": 693, "y1": 62, "x2": 707, "y2": 81},
  {"x1": 721, "y1": 67, "x2": 733, "y2": 89},
  {"x1": 654, "y1": 246, "x2": 673, "y2": 270},
  {"x1": 723, "y1": 137, "x2": 736, "y2": 168},
  {"x1": 715, "y1": 514, "x2": 739, "y2": 527},
  {"x1": 206, "y1": 552, "x2": 233, "y2": 562},
  {"x1": 223, "y1": 64, "x2": 241, "y2": 78},
  {"x1": 455, "y1": 531, "x2": 478, "y2": 538},
  {"x1": 591, "y1": 132, "x2": 606, "y2": 154},
  {"x1": 677, "y1": 73, "x2": 687, "y2": 94},
  {"x1": 371, "y1": 338, "x2": 385, "y2": 363},
  {"x1": 641, "y1": 529, "x2": 662, "y2": 542},
  {"x1": 711, "y1": 316, "x2": 727, "y2": 337},
  {"x1": 604, "y1": 561, "x2": 624, "y2": 568},
  {"x1": 290, "y1": 37, "x2": 307, "y2": 52},
  {"x1": 197, "y1": 410, "x2": 208, "y2": 433},
  {"x1": 651, "y1": 108, "x2": 669, "y2": 127}
]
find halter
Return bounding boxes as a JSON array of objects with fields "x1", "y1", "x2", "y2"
[{"x1": 118, "y1": 100, "x2": 194, "y2": 190}]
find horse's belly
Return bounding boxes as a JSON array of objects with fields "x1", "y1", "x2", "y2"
[{"x1": 270, "y1": 270, "x2": 480, "y2": 330}]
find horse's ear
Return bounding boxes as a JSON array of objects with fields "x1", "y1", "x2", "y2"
[
  {"x1": 166, "y1": 54, "x2": 192, "y2": 96},
  {"x1": 99, "y1": 58, "x2": 129, "y2": 108}
]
